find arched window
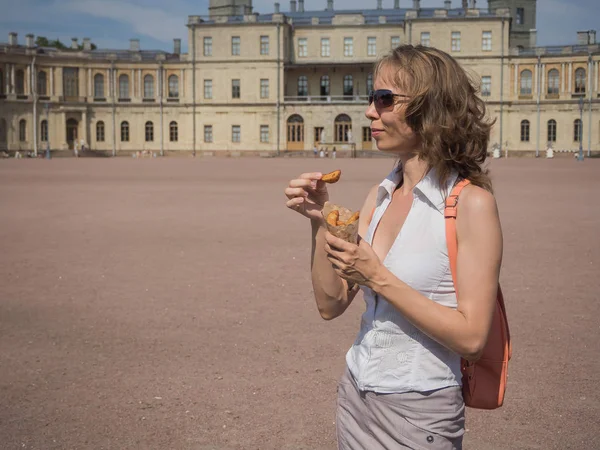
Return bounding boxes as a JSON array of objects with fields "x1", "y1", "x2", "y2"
[
  {"x1": 119, "y1": 74, "x2": 129, "y2": 99},
  {"x1": 547, "y1": 69, "x2": 559, "y2": 95},
  {"x1": 121, "y1": 121, "x2": 129, "y2": 142},
  {"x1": 15, "y1": 69, "x2": 25, "y2": 95},
  {"x1": 520, "y1": 70, "x2": 532, "y2": 95},
  {"x1": 37, "y1": 71, "x2": 47, "y2": 96},
  {"x1": 19, "y1": 119, "x2": 26, "y2": 141},
  {"x1": 335, "y1": 114, "x2": 352, "y2": 142},
  {"x1": 320, "y1": 76, "x2": 330, "y2": 97},
  {"x1": 547, "y1": 119, "x2": 557, "y2": 143},
  {"x1": 96, "y1": 121, "x2": 105, "y2": 142},
  {"x1": 573, "y1": 119, "x2": 582, "y2": 142},
  {"x1": 94, "y1": 74, "x2": 104, "y2": 98},
  {"x1": 575, "y1": 68, "x2": 586, "y2": 94},
  {"x1": 367, "y1": 73, "x2": 373, "y2": 94},
  {"x1": 287, "y1": 114, "x2": 304, "y2": 143},
  {"x1": 168, "y1": 75, "x2": 179, "y2": 98},
  {"x1": 40, "y1": 120, "x2": 48, "y2": 142},
  {"x1": 145, "y1": 121, "x2": 154, "y2": 142},
  {"x1": 297, "y1": 76, "x2": 308, "y2": 97},
  {"x1": 169, "y1": 121, "x2": 178, "y2": 142},
  {"x1": 520, "y1": 120, "x2": 530, "y2": 142},
  {"x1": 343, "y1": 75, "x2": 353, "y2": 97},
  {"x1": 144, "y1": 74, "x2": 154, "y2": 99}
]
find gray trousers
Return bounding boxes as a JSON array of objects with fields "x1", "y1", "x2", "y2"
[{"x1": 336, "y1": 367, "x2": 465, "y2": 450}]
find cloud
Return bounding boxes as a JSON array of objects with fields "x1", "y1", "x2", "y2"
[{"x1": 55, "y1": 0, "x2": 186, "y2": 42}]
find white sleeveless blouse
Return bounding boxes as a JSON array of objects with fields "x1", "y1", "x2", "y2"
[{"x1": 346, "y1": 167, "x2": 463, "y2": 393}]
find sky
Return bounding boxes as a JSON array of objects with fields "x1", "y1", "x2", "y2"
[{"x1": 0, "y1": 0, "x2": 598, "y2": 52}]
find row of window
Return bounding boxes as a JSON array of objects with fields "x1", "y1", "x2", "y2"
[
  {"x1": 519, "y1": 68, "x2": 587, "y2": 96},
  {"x1": 201, "y1": 31, "x2": 493, "y2": 59},
  {"x1": 0, "y1": 69, "x2": 181, "y2": 99},
  {"x1": 520, "y1": 119, "x2": 586, "y2": 143}
]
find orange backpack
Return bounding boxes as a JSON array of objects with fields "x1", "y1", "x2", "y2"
[{"x1": 445, "y1": 179, "x2": 512, "y2": 409}]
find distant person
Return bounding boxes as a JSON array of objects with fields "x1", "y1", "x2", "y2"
[
  {"x1": 332, "y1": 147, "x2": 337, "y2": 159},
  {"x1": 313, "y1": 145, "x2": 318, "y2": 158},
  {"x1": 284, "y1": 45, "x2": 503, "y2": 449},
  {"x1": 319, "y1": 148, "x2": 325, "y2": 158}
]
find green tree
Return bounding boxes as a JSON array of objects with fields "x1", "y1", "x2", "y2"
[{"x1": 35, "y1": 36, "x2": 50, "y2": 47}]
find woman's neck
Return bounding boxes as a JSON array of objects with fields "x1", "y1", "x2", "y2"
[{"x1": 397, "y1": 154, "x2": 429, "y2": 196}]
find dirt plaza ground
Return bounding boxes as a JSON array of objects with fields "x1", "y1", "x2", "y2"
[{"x1": 0, "y1": 156, "x2": 599, "y2": 450}]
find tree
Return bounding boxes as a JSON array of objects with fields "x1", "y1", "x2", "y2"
[{"x1": 35, "y1": 36, "x2": 50, "y2": 47}]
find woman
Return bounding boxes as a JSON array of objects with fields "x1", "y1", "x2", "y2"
[{"x1": 284, "y1": 45, "x2": 502, "y2": 449}]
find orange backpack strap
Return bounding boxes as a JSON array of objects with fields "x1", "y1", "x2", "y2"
[{"x1": 444, "y1": 179, "x2": 471, "y2": 292}]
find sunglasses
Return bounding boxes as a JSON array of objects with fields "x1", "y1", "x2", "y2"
[{"x1": 368, "y1": 89, "x2": 410, "y2": 108}]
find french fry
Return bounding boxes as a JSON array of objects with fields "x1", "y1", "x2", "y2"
[
  {"x1": 326, "y1": 210, "x2": 340, "y2": 227},
  {"x1": 345, "y1": 211, "x2": 360, "y2": 225},
  {"x1": 321, "y1": 170, "x2": 341, "y2": 184}
]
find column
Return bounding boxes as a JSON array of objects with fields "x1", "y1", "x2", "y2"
[
  {"x1": 11, "y1": 64, "x2": 15, "y2": 93},
  {"x1": 540, "y1": 64, "x2": 545, "y2": 96},
  {"x1": 561, "y1": 63, "x2": 565, "y2": 94},
  {"x1": 138, "y1": 69, "x2": 142, "y2": 98},
  {"x1": 131, "y1": 69, "x2": 135, "y2": 98},
  {"x1": 88, "y1": 69, "x2": 92, "y2": 98},
  {"x1": 180, "y1": 68, "x2": 185, "y2": 98},
  {"x1": 534, "y1": 63, "x2": 538, "y2": 97},
  {"x1": 568, "y1": 62, "x2": 572, "y2": 93},
  {"x1": 113, "y1": 70, "x2": 117, "y2": 98},
  {"x1": 82, "y1": 111, "x2": 89, "y2": 146},
  {"x1": 26, "y1": 65, "x2": 31, "y2": 95},
  {"x1": 595, "y1": 61, "x2": 598, "y2": 93},
  {"x1": 156, "y1": 68, "x2": 161, "y2": 97},
  {"x1": 514, "y1": 64, "x2": 518, "y2": 95}
]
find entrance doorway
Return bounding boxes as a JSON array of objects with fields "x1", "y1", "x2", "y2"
[
  {"x1": 286, "y1": 114, "x2": 304, "y2": 151},
  {"x1": 66, "y1": 118, "x2": 78, "y2": 150}
]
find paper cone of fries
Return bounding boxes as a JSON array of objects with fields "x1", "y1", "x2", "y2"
[{"x1": 321, "y1": 201, "x2": 360, "y2": 244}]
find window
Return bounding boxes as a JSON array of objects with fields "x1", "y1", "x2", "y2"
[
  {"x1": 314, "y1": 127, "x2": 324, "y2": 143},
  {"x1": 482, "y1": 31, "x2": 492, "y2": 51},
  {"x1": 367, "y1": 37, "x2": 376, "y2": 56},
  {"x1": 232, "y1": 125, "x2": 241, "y2": 143},
  {"x1": 260, "y1": 79, "x2": 269, "y2": 99},
  {"x1": 321, "y1": 38, "x2": 330, "y2": 57},
  {"x1": 94, "y1": 73, "x2": 104, "y2": 98},
  {"x1": 204, "y1": 37, "x2": 213, "y2": 56},
  {"x1": 367, "y1": 73, "x2": 373, "y2": 94},
  {"x1": 547, "y1": 119, "x2": 557, "y2": 143},
  {"x1": 320, "y1": 76, "x2": 330, "y2": 97},
  {"x1": 574, "y1": 119, "x2": 582, "y2": 142},
  {"x1": 516, "y1": 7, "x2": 524, "y2": 25},
  {"x1": 204, "y1": 79, "x2": 213, "y2": 99},
  {"x1": 144, "y1": 75, "x2": 154, "y2": 99},
  {"x1": 420, "y1": 32, "x2": 430, "y2": 47},
  {"x1": 63, "y1": 68, "x2": 79, "y2": 97},
  {"x1": 547, "y1": 69, "x2": 559, "y2": 95},
  {"x1": 297, "y1": 76, "x2": 308, "y2": 97},
  {"x1": 231, "y1": 36, "x2": 240, "y2": 55},
  {"x1": 391, "y1": 36, "x2": 400, "y2": 49},
  {"x1": 260, "y1": 125, "x2": 269, "y2": 143},
  {"x1": 335, "y1": 114, "x2": 352, "y2": 142},
  {"x1": 344, "y1": 37, "x2": 353, "y2": 57},
  {"x1": 232, "y1": 79, "x2": 240, "y2": 99},
  {"x1": 298, "y1": 38, "x2": 307, "y2": 57},
  {"x1": 451, "y1": 32, "x2": 461, "y2": 52},
  {"x1": 168, "y1": 75, "x2": 179, "y2": 98},
  {"x1": 19, "y1": 119, "x2": 26, "y2": 141},
  {"x1": 119, "y1": 74, "x2": 129, "y2": 99},
  {"x1": 40, "y1": 120, "x2": 48, "y2": 142},
  {"x1": 520, "y1": 70, "x2": 532, "y2": 95},
  {"x1": 121, "y1": 121, "x2": 129, "y2": 142},
  {"x1": 362, "y1": 126, "x2": 372, "y2": 142},
  {"x1": 481, "y1": 76, "x2": 491, "y2": 97},
  {"x1": 37, "y1": 71, "x2": 47, "y2": 96},
  {"x1": 204, "y1": 125, "x2": 213, "y2": 143},
  {"x1": 170, "y1": 121, "x2": 178, "y2": 142},
  {"x1": 287, "y1": 115, "x2": 304, "y2": 143},
  {"x1": 15, "y1": 69, "x2": 25, "y2": 94},
  {"x1": 343, "y1": 75, "x2": 353, "y2": 97},
  {"x1": 520, "y1": 120, "x2": 530, "y2": 142},
  {"x1": 575, "y1": 68, "x2": 586, "y2": 94},
  {"x1": 260, "y1": 35, "x2": 269, "y2": 55},
  {"x1": 145, "y1": 121, "x2": 154, "y2": 142},
  {"x1": 96, "y1": 121, "x2": 105, "y2": 142}
]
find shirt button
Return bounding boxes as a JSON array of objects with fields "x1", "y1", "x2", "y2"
[{"x1": 427, "y1": 435, "x2": 434, "y2": 443}]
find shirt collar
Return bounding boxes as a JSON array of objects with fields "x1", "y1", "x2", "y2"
[{"x1": 376, "y1": 166, "x2": 458, "y2": 214}]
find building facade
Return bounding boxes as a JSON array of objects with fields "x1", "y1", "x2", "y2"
[{"x1": 0, "y1": 0, "x2": 598, "y2": 157}]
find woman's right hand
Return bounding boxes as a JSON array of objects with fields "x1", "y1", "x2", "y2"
[{"x1": 285, "y1": 172, "x2": 329, "y2": 223}]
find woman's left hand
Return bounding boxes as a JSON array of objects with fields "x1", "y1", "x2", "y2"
[{"x1": 324, "y1": 232, "x2": 384, "y2": 288}]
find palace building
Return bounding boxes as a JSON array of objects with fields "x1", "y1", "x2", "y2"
[{"x1": 0, "y1": 0, "x2": 598, "y2": 157}]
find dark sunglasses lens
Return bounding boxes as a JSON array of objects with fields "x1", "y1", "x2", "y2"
[{"x1": 378, "y1": 92, "x2": 394, "y2": 107}]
